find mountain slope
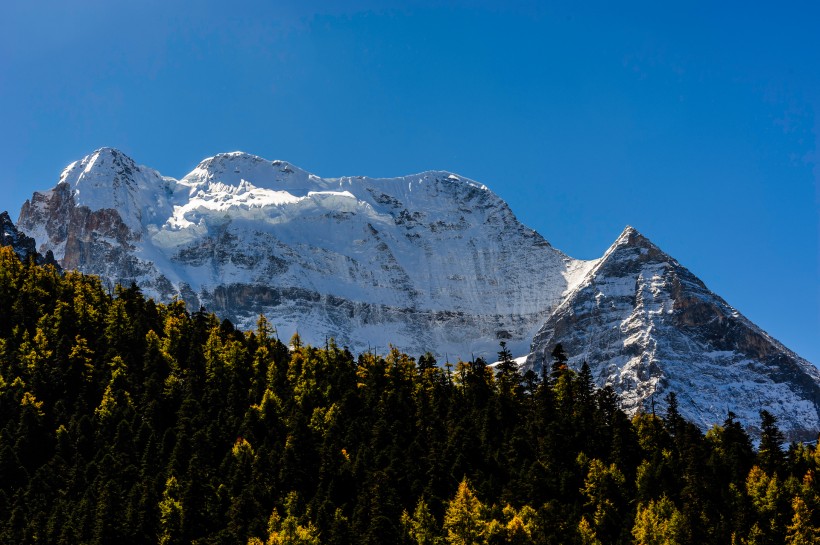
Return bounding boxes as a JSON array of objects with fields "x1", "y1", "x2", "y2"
[
  {"x1": 17, "y1": 148, "x2": 596, "y2": 360},
  {"x1": 526, "y1": 226, "x2": 820, "y2": 440}
]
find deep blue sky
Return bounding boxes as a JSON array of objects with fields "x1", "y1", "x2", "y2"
[{"x1": 1, "y1": 1, "x2": 818, "y2": 364}]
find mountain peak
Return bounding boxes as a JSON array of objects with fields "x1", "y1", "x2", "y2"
[
  {"x1": 528, "y1": 224, "x2": 820, "y2": 440},
  {"x1": 60, "y1": 147, "x2": 140, "y2": 186},
  {"x1": 621, "y1": 224, "x2": 637, "y2": 236},
  {"x1": 197, "y1": 151, "x2": 268, "y2": 166},
  {"x1": 588, "y1": 225, "x2": 675, "y2": 274},
  {"x1": 617, "y1": 224, "x2": 639, "y2": 242},
  {"x1": 612, "y1": 225, "x2": 656, "y2": 250},
  {"x1": 49, "y1": 148, "x2": 172, "y2": 232},
  {"x1": 192, "y1": 152, "x2": 308, "y2": 175},
  {"x1": 71, "y1": 147, "x2": 139, "y2": 177},
  {"x1": 184, "y1": 153, "x2": 319, "y2": 192},
  {"x1": 91, "y1": 146, "x2": 132, "y2": 159}
]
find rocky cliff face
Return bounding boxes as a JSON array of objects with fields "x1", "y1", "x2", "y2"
[
  {"x1": 15, "y1": 148, "x2": 820, "y2": 439},
  {"x1": 526, "y1": 227, "x2": 820, "y2": 441},
  {"x1": 17, "y1": 150, "x2": 176, "y2": 296}
]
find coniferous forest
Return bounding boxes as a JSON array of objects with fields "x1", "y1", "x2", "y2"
[{"x1": 0, "y1": 246, "x2": 818, "y2": 544}]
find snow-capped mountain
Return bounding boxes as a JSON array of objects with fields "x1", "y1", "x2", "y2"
[
  {"x1": 526, "y1": 227, "x2": 820, "y2": 440},
  {"x1": 14, "y1": 148, "x2": 819, "y2": 439},
  {"x1": 17, "y1": 147, "x2": 595, "y2": 361}
]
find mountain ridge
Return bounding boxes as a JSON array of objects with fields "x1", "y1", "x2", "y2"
[
  {"x1": 17, "y1": 147, "x2": 594, "y2": 362},
  {"x1": 11, "y1": 147, "x2": 819, "y2": 439}
]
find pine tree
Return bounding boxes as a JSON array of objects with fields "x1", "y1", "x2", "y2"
[
  {"x1": 443, "y1": 479, "x2": 487, "y2": 545},
  {"x1": 663, "y1": 392, "x2": 684, "y2": 440},
  {"x1": 577, "y1": 516, "x2": 602, "y2": 545},
  {"x1": 550, "y1": 343, "x2": 569, "y2": 380},
  {"x1": 758, "y1": 410, "x2": 785, "y2": 475},
  {"x1": 401, "y1": 497, "x2": 443, "y2": 545},
  {"x1": 580, "y1": 458, "x2": 627, "y2": 542},
  {"x1": 746, "y1": 465, "x2": 789, "y2": 544},
  {"x1": 263, "y1": 492, "x2": 321, "y2": 545},
  {"x1": 785, "y1": 496, "x2": 819, "y2": 545},
  {"x1": 158, "y1": 475, "x2": 183, "y2": 545},
  {"x1": 496, "y1": 342, "x2": 515, "y2": 373},
  {"x1": 418, "y1": 352, "x2": 437, "y2": 372},
  {"x1": 632, "y1": 496, "x2": 684, "y2": 545}
]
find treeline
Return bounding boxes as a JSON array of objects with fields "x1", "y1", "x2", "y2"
[{"x1": 0, "y1": 246, "x2": 818, "y2": 544}]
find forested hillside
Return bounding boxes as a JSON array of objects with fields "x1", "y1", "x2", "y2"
[{"x1": 0, "y1": 246, "x2": 818, "y2": 544}]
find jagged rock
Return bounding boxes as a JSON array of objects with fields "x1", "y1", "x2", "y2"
[{"x1": 0, "y1": 210, "x2": 59, "y2": 268}]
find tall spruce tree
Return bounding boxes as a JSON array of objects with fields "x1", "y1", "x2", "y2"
[{"x1": 758, "y1": 410, "x2": 786, "y2": 475}]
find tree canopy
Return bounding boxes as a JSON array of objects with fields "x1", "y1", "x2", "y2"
[{"x1": 0, "y1": 246, "x2": 818, "y2": 544}]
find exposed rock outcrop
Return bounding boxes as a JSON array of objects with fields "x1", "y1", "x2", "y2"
[{"x1": 1, "y1": 210, "x2": 59, "y2": 268}]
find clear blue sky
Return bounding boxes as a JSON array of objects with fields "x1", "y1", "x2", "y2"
[{"x1": 1, "y1": 1, "x2": 818, "y2": 364}]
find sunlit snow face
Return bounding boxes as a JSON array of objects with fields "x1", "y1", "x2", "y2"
[{"x1": 21, "y1": 149, "x2": 585, "y2": 363}]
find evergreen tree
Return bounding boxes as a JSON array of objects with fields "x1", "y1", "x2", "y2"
[
  {"x1": 550, "y1": 344, "x2": 569, "y2": 380},
  {"x1": 757, "y1": 410, "x2": 785, "y2": 475},
  {"x1": 401, "y1": 497, "x2": 443, "y2": 545},
  {"x1": 663, "y1": 392, "x2": 684, "y2": 440},
  {"x1": 632, "y1": 496, "x2": 685, "y2": 545},
  {"x1": 443, "y1": 479, "x2": 487, "y2": 545},
  {"x1": 158, "y1": 475, "x2": 183, "y2": 545},
  {"x1": 746, "y1": 465, "x2": 790, "y2": 544},
  {"x1": 580, "y1": 458, "x2": 627, "y2": 543},
  {"x1": 495, "y1": 342, "x2": 515, "y2": 375},
  {"x1": 785, "y1": 496, "x2": 819, "y2": 545},
  {"x1": 418, "y1": 352, "x2": 437, "y2": 372},
  {"x1": 262, "y1": 492, "x2": 320, "y2": 545}
]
